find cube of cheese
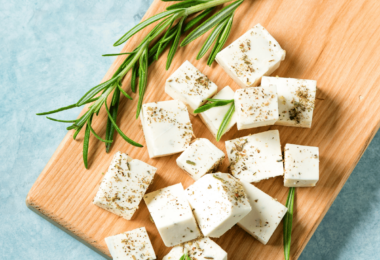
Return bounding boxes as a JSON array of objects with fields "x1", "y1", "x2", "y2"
[
  {"x1": 143, "y1": 183, "x2": 201, "y2": 247},
  {"x1": 261, "y1": 76, "x2": 317, "y2": 128},
  {"x1": 176, "y1": 138, "x2": 225, "y2": 181},
  {"x1": 226, "y1": 130, "x2": 283, "y2": 183},
  {"x1": 105, "y1": 227, "x2": 156, "y2": 260},
  {"x1": 199, "y1": 86, "x2": 237, "y2": 137},
  {"x1": 163, "y1": 237, "x2": 227, "y2": 260},
  {"x1": 140, "y1": 100, "x2": 194, "y2": 158},
  {"x1": 165, "y1": 60, "x2": 218, "y2": 115},
  {"x1": 216, "y1": 24, "x2": 286, "y2": 88},
  {"x1": 284, "y1": 144, "x2": 319, "y2": 187},
  {"x1": 237, "y1": 182, "x2": 287, "y2": 244},
  {"x1": 93, "y1": 152, "x2": 156, "y2": 220},
  {"x1": 185, "y1": 173, "x2": 251, "y2": 238},
  {"x1": 235, "y1": 85, "x2": 279, "y2": 130}
]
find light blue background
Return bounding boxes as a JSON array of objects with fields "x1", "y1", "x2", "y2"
[{"x1": 1, "y1": 1, "x2": 379, "y2": 259}]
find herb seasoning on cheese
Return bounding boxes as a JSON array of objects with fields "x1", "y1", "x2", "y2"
[
  {"x1": 144, "y1": 183, "x2": 201, "y2": 247},
  {"x1": 261, "y1": 76, "x2": 317, "y2": 127},
  {"x1": 237, "y1": 181, "x2": 287, "y2": 244},
  {"x1": 163, "y1": 237, "x2": 227, "y2": 260},
  {"x1": 105, "y1": 227, "x2": 156, "y2": 260},
  {"x1": 93, "y1": 152, "x2": 156, "y2": 220},
  {"x1": 216, "y1": 24, "x2": 286, "y2": 88},
  {"x1": 226, "y1": 130, "x2": 283, "y2": 183},
  {"x1": 235, "y1": 85, "x2": 279, "y2": 130},
  {"x1": 185, "y1": 173, "x2": 251, "y2": 238},
  {"x1": 284, "y1": 144, "x2": 319, "y2": 187},
  {"x1": 140, "y1": 100, "x2": 194, "y2": 158},
  {"x1": 165, "y1": 61, "x2": 218, "y2": 115},
  {"x1": 176, "y1": 138, "x2": 225, "y2": 180}
]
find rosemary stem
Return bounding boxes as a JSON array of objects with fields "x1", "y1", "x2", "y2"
[
  {"x1": 118, "y1": 41, "x2": 149, "y2": 77},
  {"x1": 185, "y1": 0, "x2": 234, "y2": 16}
]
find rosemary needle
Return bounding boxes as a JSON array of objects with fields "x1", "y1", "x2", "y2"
[
  {"x1": 216, "y1": 101, "x2": 235, "y2": 141},
  {"x1": 193, "y1": 99, "x2": 234, "y2": 114},
  {"x1": 284, "y1": 187, "x2": 295, "y2": 260},
  {"x1": 194, "y1": 98, "x2": 235, "y2": 141}
]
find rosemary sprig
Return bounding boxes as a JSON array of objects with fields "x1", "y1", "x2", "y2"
[
  {"x1": 216, "y1": 101, "x2": 235, "y2": 141},
  {"x1": 284, "y1": 187, "x2": 295, "y2": 260},
  {"x1": 193, "y1": 98, "x2": 234, "y2": 113},
  {"x1": 179, "y1": 253, "x2": 191, "y2": 260},
  {"x1": 194, "y1": 98, "x2": 235, "y2": 141},
  {"x1": 38, "y1": 0, "x2": 244, "y2": 169}
]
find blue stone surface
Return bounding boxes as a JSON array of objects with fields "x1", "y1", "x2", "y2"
[{"x1": 1, "y1": 1, "x2": 379, "y2": 259}]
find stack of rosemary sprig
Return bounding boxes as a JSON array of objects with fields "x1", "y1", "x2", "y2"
[{"x1": 37, "y1": 0, "x2": 244, "y2": 169}]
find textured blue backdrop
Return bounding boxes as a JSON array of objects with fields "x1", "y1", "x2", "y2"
[{"x1": 1, "y1": 1, "x2": 379, "y2": 259}]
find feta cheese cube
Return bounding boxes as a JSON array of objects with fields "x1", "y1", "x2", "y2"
[
  {"x1": 216, "y1": 24, "x2": 286, "y2": 88},
  {"x1": 199, "y1": 86, "x2": 237, "y2": 137},
  {"x1": 226, "y1": 130, "x2": 283, "y2": 183},
  {"x1": 162, "y1": 246, "x2": 184, "y2": 260},
  {"x1": 165, "y1": 60, "x2": 218, "y2": 115},
  {"x1": 143, "y1": 183, "x2": 201, "y2": 247},
  {"x1": 237, "y1": 182, "x2": 287, "y2": 244},
  {"x1": 185, "y1": 173, "x2": 251, "y2": 238},
  {"x1": 105, "y1": 227, "x2": 156, "y2": 260},
  {"x1": 261, "y1": 76, "x2": 317, "y2": 128},
  {"x1": 284, "y1": 144, "x2": 319, "y2": 187},
  {"x1": 176, "y1": 138, "x2": 225, "y2": 181},
  {"x1": 93, "y1": 152, "x2": 156, "y2": 220},
  {"x1": 163, "y1": 237, "x2": 227, "y2": 260},
  {"x1": 235, "y1": 85, "x2": 279, "y2": 130},
  {"x1": 140, "y1": 100, "x2": 194, "y2": 158}
]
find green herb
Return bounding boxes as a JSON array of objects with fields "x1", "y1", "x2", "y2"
[
  {"x1": 284, "y1": 187, "x2": 295, "y2": 260},
  {"x1": 102, "y1": 52, "x2": 136, "y2": 56},
  {"x1": 186, "y1": 160, "x2": 196, "y2": 165},
  {"x1": 181, "y1": 0, "x2": 242, "y2": 64},
  {"x1": 212, "y1": 174, "x2": 225, "y2": 182},
  {"x1": 193, "y1": 98, "x2": 234, "y2": 113},
  {"x1": 194, "y1": 98, "x2": 235, "y2": 141},
  {"x1": 207, "y1": 12, "x2": 234, "y2": 66},
  {"x1": 216, "y1": 101, "x2": 235, "y2": 141},
  {"x1": 37, "y1": 0, "x2": 244, "y2": 169},
  {"x1": 180, "y1": 253, "x2": 191, "y2": 260}
]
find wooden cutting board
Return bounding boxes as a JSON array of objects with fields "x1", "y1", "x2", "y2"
[{"x1": 26, "y1": 0, "x2": 380, "y2": 259}]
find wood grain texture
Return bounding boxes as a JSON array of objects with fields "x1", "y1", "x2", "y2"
[{"x1": 26, "y1": 0, "x2": 380, "y2": 259}]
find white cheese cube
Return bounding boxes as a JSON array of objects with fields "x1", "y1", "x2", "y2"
[
  {"x1": 261, "y1": 76, "x2": 317, "y2": 128},
  {"x1": 216, "y1": 24, "x2": 286, "y2": 88},
  {"x1": 143, "y1": 183, "x2": 201, "y2": 247},
  {"x1": 163, "y1": 237, "x2": 227, "y2": 260},
  {"x1": 235, "y1": 85, "x2": 279, "y2": 130},
  {"x1": 105, "y1": 227, "x2": 156, "y2": 260},
  {"x1": 199, "y1": 86, "x2": 237, "y2": 137},
  {"x1": 226, "y1": 130, "x2": 283, "y2": 183},
  {"x1": 165, "y1": 60, "x2": 218, "y2": 115},
  {"x1": 176, "y1": 138, "x2": 225, "y2": 181},
  {"x1": 93, "y1": 152, "x2": 156, "y2": 220},
  {"x1": 237, "y1": 182, "x2": 287, "y2": 244},
  {"x1": 185, "y1": 173, "x2": 251, "y2": 238},
  {"x1": 162, "y1": 246, "x2": 184, "y2": 260},
  {"x1": 140, "y1": 100, "x2": 194, "y2": 158},
  {"x1": 284, "y1": 144, "x2": 319, "y2": 187}
]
